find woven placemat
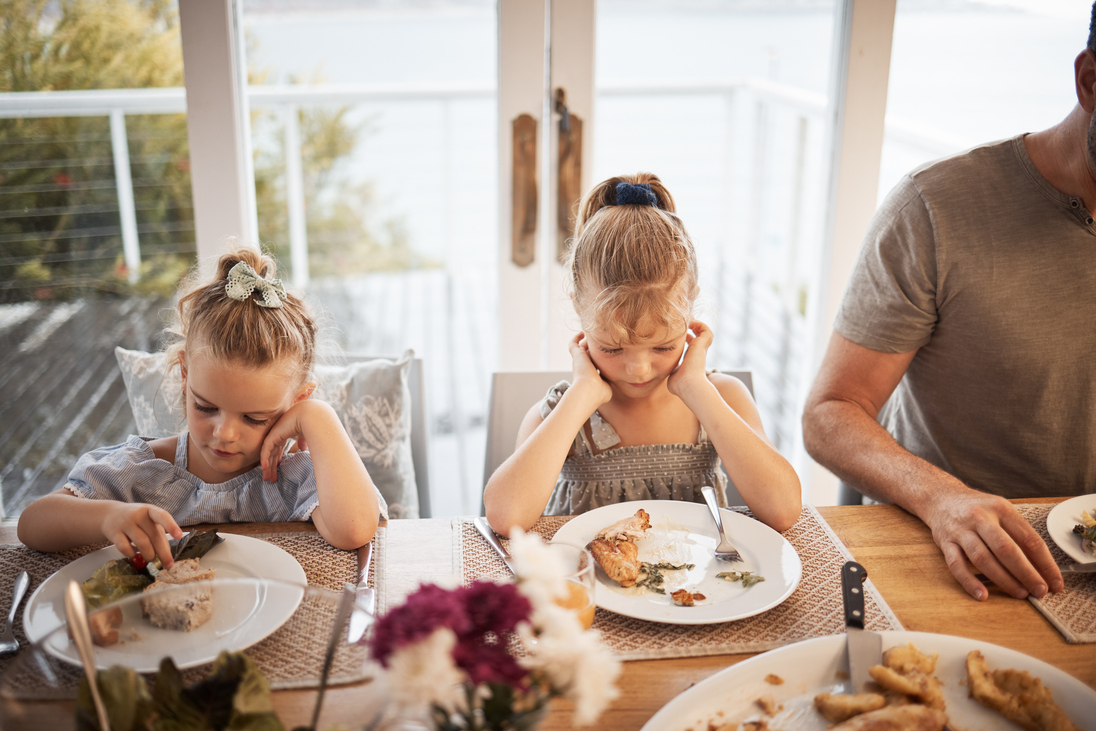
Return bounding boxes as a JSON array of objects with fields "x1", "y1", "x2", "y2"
[
  {"x1": 1018, "y1": 503, "x2": 1096, "y2": 644},
  {"x1": 0, "y1": 529, "x2": 382, "y2": 698},
  {"x1": 457, "y1": 505, "x2": 902, "y2": 661}
]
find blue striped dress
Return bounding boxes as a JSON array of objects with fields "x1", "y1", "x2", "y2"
[{"x1": 65, "y1": 433, "x2": 387, "y2": 525}]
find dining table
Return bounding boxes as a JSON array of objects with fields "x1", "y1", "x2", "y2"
[{"x1": 0, "y1": 496, "x2": 1092, "y2": 730}]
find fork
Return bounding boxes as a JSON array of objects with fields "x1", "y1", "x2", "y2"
[
  {"x1": 0, "y1": 571, "x2": 29, "y2": 654},
  {"x1": 700, "y1": 486, "x2": 742, "y2": 563}
]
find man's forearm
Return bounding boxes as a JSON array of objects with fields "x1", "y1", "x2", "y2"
[{"x1": 802, "y1": 399, "x2": 970, "y2": 518}]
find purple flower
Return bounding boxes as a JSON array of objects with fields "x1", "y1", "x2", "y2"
[
  {"x1": 453, "y1": 639, "x2": 528, "y2": 686},
  {"x1": 370, "y1": 580, "x2": 534, "y2": 685},
  {"x1": 370, "y1": 584, "x2": 471, "y2": 665},
  {"x1": 460, "y1": 581, "x2": 531, "y2": 637}
]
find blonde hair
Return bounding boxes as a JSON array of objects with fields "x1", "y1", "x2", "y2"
[
  {"x1": 565, "y1": 173, "x2": 699, "y2": 343},
  {"x1": 164, "y1": 244, "x2": 317, "y2": 389}
]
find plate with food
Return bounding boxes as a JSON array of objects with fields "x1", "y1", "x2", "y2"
[
  {"x1": 640, "y1": 630, "x2": 1096, "y2": 731},
  {"x1": 551, "y1": 500, "x2": 801, "y2": 625},
  {"x1": 23, "y1": 531, "x2": 306, "y2": 671},
  {"x1": 1046, "y1": 494, "x2": 1096, "y2": 564}
]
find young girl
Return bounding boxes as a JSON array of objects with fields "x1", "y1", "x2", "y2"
[
  {"x1": 18, "y1": 246, "x2": 385, "y2": 564},
  {"x1": 484, "y1": 173, "x2": 801, "y2": 535}
]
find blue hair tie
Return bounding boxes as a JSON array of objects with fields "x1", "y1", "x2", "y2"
[{"x1": 615, "y1": 182, "x2": 658, "y2": 207}]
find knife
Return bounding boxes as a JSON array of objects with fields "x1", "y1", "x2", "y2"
[
  {"x1": 1060, "y1": 561, "x2": 1096, "y2": 573},
  {"x1": 473, "y1": 517, "x2": 515, "y2": 573},
  {"x1": 346, "y1": 541, "x2": 375, "y2": 643},
  {"x1": 842, "y1": 560, "x2": 882, "y2": 693}
]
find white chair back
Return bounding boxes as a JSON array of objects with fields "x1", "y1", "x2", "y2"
[{"x1": 482, "y1": 371, "x2": 570, "y2": 490}]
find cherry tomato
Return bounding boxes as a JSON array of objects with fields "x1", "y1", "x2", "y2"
[{"x1": 129, "y1": 553, "x2": 148, "y2": 571}]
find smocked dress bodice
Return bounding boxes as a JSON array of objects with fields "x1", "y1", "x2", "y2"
[{"x1": 540, "y1": 381, "x2": 729, "y2": 516}]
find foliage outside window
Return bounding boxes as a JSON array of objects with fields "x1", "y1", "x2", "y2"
[{"x1": 1, "y1": 0, "x2": 424, "y2": 305}]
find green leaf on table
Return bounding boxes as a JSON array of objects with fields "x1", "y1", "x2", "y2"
[
  {"x1": 152, "y1": 652, "x2": 283, "y2": 731},
  {"x1": 77, "y1": 665, "x2": 154, "y2": 731}
]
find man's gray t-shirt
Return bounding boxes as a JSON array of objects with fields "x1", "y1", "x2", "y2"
[{"x1": 835, "y1": 136, "x2": 1096, "y2": 498}]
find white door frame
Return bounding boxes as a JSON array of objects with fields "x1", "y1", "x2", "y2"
[
  {"x1": 799, "y1": 0, "x2": 897, "y2": 503},
  {"x1": 497, "y1": 0, "x2": 596, "y2": 372},
  {"x1": 178, "y1": 0, "x2": 259, "y2": 271}
]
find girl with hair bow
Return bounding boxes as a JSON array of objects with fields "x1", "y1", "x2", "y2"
[{"x1": 19, "y1": 245, "x2": 385, "y2": 563}]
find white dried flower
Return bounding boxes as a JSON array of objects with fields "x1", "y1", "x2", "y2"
[
  {"x1": 384, "y1": 627, "x2": 465, "y2": 710},
  {"x1": 522, "y1": 622, "x2": 621, "y2": 726},
  {"x1": 508, "y1": 528, "x2": 570, "y2": 609}
]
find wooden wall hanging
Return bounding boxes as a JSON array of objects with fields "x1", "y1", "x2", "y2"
[
  {"x1": 555, "y1": 88, "x2": 582, "y2": 263},
  {"x1": 511, "y1": 113, "x2": 537, "y2": 267}
]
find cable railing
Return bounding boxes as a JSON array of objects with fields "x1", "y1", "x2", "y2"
[{"x1": 0, "y1": 81, "x2": 970, "y2": 506}]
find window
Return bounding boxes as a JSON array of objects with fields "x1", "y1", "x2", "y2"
[
  {"x1": 0, "y1": 0, "x2": 191, "y2": 516},
  {"x1": 594, "y1": 1, "x2": 838, "y2": 456},
  {"x1": 880, "y1": 1, "x2": 1087, "y2": 202},
  {"x1": 240, "y1": 0, "x2": 499, "y2": 516}
]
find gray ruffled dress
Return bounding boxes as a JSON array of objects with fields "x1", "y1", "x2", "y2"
[{"x1": 541, "y1": 381, "x2": 729, "y2": 515}]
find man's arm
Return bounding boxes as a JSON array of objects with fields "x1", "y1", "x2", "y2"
[{"x1": 802, "y1": 331, "x2": 1063, "y2": 601}]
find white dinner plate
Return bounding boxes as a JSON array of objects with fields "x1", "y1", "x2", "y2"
[
  {"x1": 1046, "y1": 494, "x2": 1096, "y2": 564},
  {"x1": 23, "y1": 534, "x2": 306, "y2": 672},
  {"x1": 551, "y1": 500, "x2": 801, "y2": 625},
  {"x1": 641, "y1": 630, "x2": 1096, "y2": 731}
]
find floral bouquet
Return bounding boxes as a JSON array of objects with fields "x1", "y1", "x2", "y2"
[{"x1": 368, "y1": 529, "x2": 621, "y2": 730}]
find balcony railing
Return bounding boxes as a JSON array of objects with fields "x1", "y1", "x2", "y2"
[{"x1": 0, "y1": 81, "x2": 971, "y2": 515}]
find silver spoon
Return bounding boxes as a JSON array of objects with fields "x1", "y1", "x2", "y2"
[
  {"x1": 0, "y1": 571, "x2": 29, "y2": 654},
  {"x1": 65, "y1": 581, "x2": 111, "y2": 731}
]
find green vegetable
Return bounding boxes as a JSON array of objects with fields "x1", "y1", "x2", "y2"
[
  {"x1": 75, "y1": 652, "x2": 283, "y2": 731},
  {"x1": 717, "y1": 570, "x2": 766, "y2": 588},
  {"x1": 81, "y1": 558, "x2": 154, "y2": 609},
  {"x1": 634, "y1": 561, "x2": 695, "y2": 594}
]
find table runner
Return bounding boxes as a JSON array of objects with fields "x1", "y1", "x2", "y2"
[
  {"x1": 1018, "y1": 504, "x2": 1096, "y2": 644},
  {"x1": 0, "y1": 529, "x2": 382, "y2": 698},
  {"x1": 458, "y1": 505, "x2": 903, "y2": 661}
]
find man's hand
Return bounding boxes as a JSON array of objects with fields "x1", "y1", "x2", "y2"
[
  {"x1": 922, "y1": 487, "x2": 1063, "y2": 601},
  {"x1": 101, "y1": 503, "x2": 182, "y2": 569}
]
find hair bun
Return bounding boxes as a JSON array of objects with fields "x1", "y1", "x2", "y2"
[{"x1": 615, "y1": 182, "x2": 659, "y2": 207}]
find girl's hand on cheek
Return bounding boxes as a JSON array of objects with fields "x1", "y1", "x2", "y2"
[
  {"x1": 668, "y1": 320, "x2": 714, "y2": 397},
  {"x1": 260, "y1": 404, "x2": 307, "y2": 482},
  {"x1": 570, "y1": 333, "x2": 613, "y2": 407}
]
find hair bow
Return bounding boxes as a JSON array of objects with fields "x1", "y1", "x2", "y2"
[{"x1": 224, "y1": 261, "x2": 287, "y2": 309}]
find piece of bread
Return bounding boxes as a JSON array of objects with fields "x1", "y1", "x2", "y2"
[{"x1": 140, "y1": 558, "x2": 215, "y2": 632}]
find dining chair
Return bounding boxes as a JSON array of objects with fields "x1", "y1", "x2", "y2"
[{"x1": 480, "y1": 369, "x2": 754, "y2": 514}]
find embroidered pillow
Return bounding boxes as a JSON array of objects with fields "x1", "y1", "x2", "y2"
[{"x1": 114, "y1": 347, "x2": 419, "y2": 518}]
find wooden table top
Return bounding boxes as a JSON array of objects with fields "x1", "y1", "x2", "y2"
[{"x1": 0, "y1": 497, "x2": 1092, "y2": 730}]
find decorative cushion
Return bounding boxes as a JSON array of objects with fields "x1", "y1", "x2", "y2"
[{"x1": 114, "y1": 347, "x2": 419, "y2": 518}]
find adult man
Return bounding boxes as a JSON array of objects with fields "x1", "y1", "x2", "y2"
[{"x1": 802, "y1": 13, "x2": 1096, "y2": 602}]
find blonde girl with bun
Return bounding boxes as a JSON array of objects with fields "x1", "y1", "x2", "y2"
[
  {"x1": 19, "y1": 245, "x2": 385, "y2": 562},
  {"x1": 484, "y1": 173, "x2": 801, "y2": 535}
]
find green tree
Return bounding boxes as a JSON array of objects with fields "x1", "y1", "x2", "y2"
[
  {"x1": 0, "y1": 0, "x2": 192, "y2": 302},
  {"x1": 1, "y1": 0, "x2": 426, "y2": 304}
]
